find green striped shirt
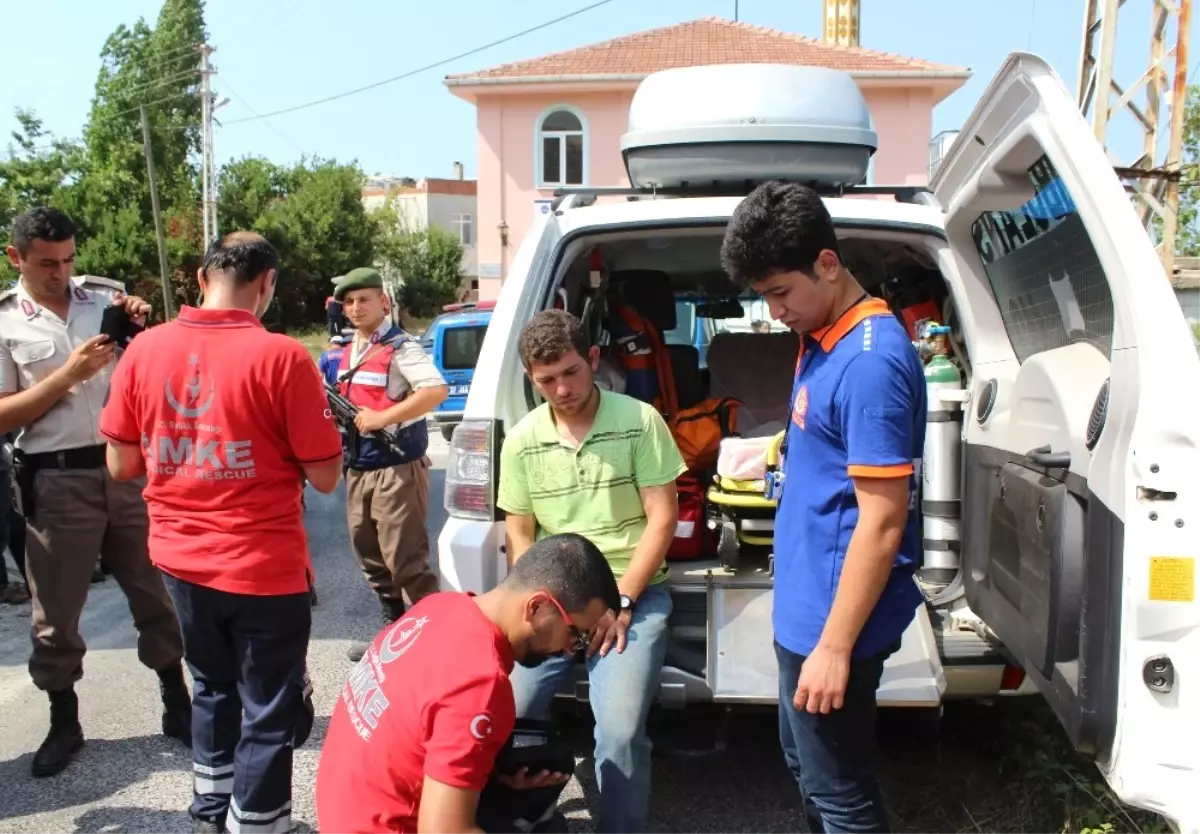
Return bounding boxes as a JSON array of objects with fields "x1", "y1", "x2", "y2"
[{"x1": 497, "y1": 389, "x2": 686, "y2": 584}]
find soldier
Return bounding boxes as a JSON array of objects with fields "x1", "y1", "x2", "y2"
[
  {"x1": 0, "y1": 206, "x2": 190, "y2": 777},
  {"x1": 334, "y1": 267, "x2": 448, "y2": 662}
]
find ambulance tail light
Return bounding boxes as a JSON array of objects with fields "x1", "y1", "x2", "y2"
[
  {"x1": 1000, "y1": 664, "x2": 1027, "y2": 692},
  {"x1": 445, "y1": 420, "x2": 495, "y2": 521}
]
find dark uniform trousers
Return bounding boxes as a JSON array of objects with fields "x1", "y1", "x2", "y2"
[
  {"x1": 26, "y1": 465, "x2": 183, "y2": 691},
  {"x1": 162, "y1": 573, "x2": 311, "y2": 834},
  {"x1": 345, "y1": 456, "x2": 440, "y2": 611}
]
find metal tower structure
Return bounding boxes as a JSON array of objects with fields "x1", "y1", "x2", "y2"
[
  {"x1": 1078, "y1": 0, "x2": 1191, "y2": 276},
  {"x1": 822, "y1": 0, "x2": 861, "y2": 47}
]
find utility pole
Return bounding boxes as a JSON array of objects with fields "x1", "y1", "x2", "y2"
[
  {"x1": 1078, "y1": 0, "x2": 1191, "y2": 278},
  {"x1": 199, "y1": 44, "x2": 219, "y2": 248},
  {"x1": 140, "y1": 104, "x2": 175, "y2": 321}
]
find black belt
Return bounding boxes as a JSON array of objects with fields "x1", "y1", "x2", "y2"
[{"x1": 21, "y1": 444, "x2": 107, "y2": 471}]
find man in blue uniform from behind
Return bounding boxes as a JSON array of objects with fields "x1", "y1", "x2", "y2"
[
  {"x1": 720, "y1": 181, "x2": 927, "y2": 833},
  {"x1": 318, "y1": 333, "x2": 349, "y2": 386}
]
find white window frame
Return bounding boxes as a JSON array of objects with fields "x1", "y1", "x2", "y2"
[
  {"x1": 452, "y1": 213, "x2": 473, "y2": 246},
  {"x1": 535, "y1": 105, "x2": 588, "y2": 188}
]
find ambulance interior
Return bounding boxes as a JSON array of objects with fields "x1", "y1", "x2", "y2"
[
  {"x1": 541, "y1": 225, "x2": 966, "y2": 683},
  {"x1": 546, "y1": 223, "x2": 964, "y2": 574}
]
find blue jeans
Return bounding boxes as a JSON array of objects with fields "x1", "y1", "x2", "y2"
[
  {"x1": 509, "y1": 582, "x2": 672, "y2": 834},
  {"x1": 775, "y1": 640, "x2": 893, "y2": 833}
]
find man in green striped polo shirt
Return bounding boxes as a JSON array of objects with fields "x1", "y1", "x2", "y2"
[{"x1": 497, "y1": 309, "x2": 684, "y2": 834}]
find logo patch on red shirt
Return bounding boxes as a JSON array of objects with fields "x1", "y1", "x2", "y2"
[
  {"x1": 792, "y1": 385, "x2": 809, "y2": 431},
  {"x1": 469, "y1": 713, "x2": 493, "y2": 741}
]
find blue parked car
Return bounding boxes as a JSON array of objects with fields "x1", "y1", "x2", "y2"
[{"x1": 421, "y1": 300, "x2": 494, "y2": 441}]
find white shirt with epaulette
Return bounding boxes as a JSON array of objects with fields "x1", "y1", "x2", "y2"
[{"x1": 0, "y1": 275, "x2": 126, "y2": 454}]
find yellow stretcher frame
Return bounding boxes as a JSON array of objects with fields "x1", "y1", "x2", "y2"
[
  {"x1": 705, "y1": 430, "x2": 786, "y2": 509},
  {"x1": 705, "y1": 431, "x2": 786, "y2": 567}
]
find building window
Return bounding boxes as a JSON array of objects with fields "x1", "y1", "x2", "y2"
[
  {"x1": 537, "y1": 107, "x2": 585, "y2": 187},
  {"x1": 452, "y1": 213, "x2": 473, "y2": 246}
]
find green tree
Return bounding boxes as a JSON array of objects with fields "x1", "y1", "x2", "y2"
[
  {"x1": 372, "y1": 198, "x2": 465, "y2": 317},
  {"x1": 73, "y1": 0, "x2": 207, "y2": 312},
  {"x1": 216, "y1": 155, "x2": 377, "y2": 329},
  {"x1": 0, "y1": 0, "x2": 207, "y2": 311},
  {"x1": 1172, "y1": 84, "x2": 1200, "y2": 257},
  {"x1": 0, "y1": 112, "x2": 83, "y2": 289}
]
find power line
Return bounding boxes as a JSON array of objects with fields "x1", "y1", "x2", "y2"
[
  {"x1": 222, "y1": 0, "x2": 617, "y2": 125},
  {"x1": 113, "y1": 90, "x2": 198, "y2": 119},
  {"x1": 218, "y1": 78, "x2": 306, "y2": 155},
  {"x1": 110, "y1": 67, "x2": 200, "y2": 99}
]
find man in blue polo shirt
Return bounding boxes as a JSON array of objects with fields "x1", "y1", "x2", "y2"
[{"x1": 720, "y1": 181, "x2": 926, "y2": 833}]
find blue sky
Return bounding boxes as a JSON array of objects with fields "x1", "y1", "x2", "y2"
[{"x1": 2, "y1": 0, "x2": 1194, "y2": 180}]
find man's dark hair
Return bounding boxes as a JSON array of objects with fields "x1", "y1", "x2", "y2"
[
  {"x1": 504, "y1": 533, "x2": 620, "y2": 614},
  {"x1": 518, "y1": 309, "x2": 590, "y2": 370},
  {"x1": 720, "y1": 180, "x2": 842, "y2": 287},
  {"x1": 202, "y1": 231, "x2": 279, "y2": 285},
  {"x1": 9, "y1": 207, "x2": 76, "y2": 256}
]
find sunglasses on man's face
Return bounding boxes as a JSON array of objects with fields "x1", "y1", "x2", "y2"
[{"x1": 541, "y1": 592, "x2": 590, "y2": 654}]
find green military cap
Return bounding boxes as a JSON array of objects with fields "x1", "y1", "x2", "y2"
[{"x1": 334, "y1": 267, "x2": 384, "y2": 300}]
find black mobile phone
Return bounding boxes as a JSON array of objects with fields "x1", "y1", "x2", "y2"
[
  {"x1": 492, "y1": 720, "x2": 575, "y2": 777},
  {"x1": 100, "y1": 305, "x2": 145, "y2": 348}
]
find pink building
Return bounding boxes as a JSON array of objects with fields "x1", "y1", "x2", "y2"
[{"x1": 445, "y1": 16, "x2": 971, "y2": 301}]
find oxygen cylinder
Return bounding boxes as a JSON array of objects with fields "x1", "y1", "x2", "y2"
[{"x1": 919, "y1": 325, "x2": 962, "y2": 590}]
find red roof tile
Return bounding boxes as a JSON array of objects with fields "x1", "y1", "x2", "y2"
[{"x1": 445, "y1": 17, "x2": 969, "y2": 83}]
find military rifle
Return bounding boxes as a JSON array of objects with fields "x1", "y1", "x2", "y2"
[{"x1": 324, "y1": 381, "x2": 403, "y2": 450}]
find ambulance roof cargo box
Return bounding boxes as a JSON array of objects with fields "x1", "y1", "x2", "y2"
[{"x1": 620, "y1": 63, "x2": 877, "y2": 191}]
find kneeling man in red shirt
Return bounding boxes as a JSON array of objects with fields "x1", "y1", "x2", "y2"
[{"x1": 315, "y1": 532, "x2": 619, "y2": 834}]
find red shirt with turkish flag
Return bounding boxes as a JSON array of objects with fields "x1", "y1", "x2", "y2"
[
  {"x1": 315, "y1": 591, "x2": 516, "y2": 834},
  {"x1": 98, "y1": 305, "x2": 343, "y2": 596}
]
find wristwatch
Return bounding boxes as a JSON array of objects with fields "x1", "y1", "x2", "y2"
[{"x1": 619, "y1": 594, "x2": 635, "y2": 614}]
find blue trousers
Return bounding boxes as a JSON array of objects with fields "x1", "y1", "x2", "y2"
[
  {"x1": 509, "y1": 582, "x2": 672, "y2": 834},
  {"x1": 162, "y1": 573, "x2": 311, "y2": 834},
  {"x1": 775, "y1": 640, "x2": 893, "y2": 833}
]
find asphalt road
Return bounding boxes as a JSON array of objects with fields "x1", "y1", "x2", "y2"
[{"x1": 0, "y1": 431, "x2": 1028, "y2": 833}]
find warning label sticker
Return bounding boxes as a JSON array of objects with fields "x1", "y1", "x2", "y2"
[{"x1": 1149, "y1": 557, "x2": 1195, "y2": 603}]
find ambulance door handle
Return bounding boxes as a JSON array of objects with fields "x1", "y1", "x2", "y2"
[{"x1": 1028, "y1": 445, "x2": 1071, "y2": 469}]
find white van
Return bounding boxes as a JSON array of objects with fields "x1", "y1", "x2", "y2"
[{"x1": 437, "y1": 53, "x2": 1200, "y2": 830}]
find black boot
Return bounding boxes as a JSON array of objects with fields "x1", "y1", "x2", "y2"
[
  {"x1": 31, "y1": 687, "x2": 84, "y2": 777},
  {"x1": 347, "y1": 597, "x2": 405, "y2": 662},
  {"x1": 158, "y1": 665, "x2": 192, "y2": 748}
]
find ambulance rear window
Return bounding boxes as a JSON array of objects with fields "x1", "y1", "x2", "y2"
[{"x1": 969, "y1": 153, "x2": 1115, "y2": 363}]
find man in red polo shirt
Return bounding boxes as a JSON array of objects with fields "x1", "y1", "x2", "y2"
[
  {"x1": 99, "y1": 231, "x2": 343, "y2": 834},
  {"x1": 315, "y1": 532, "x2": 620, "y2": 834}
]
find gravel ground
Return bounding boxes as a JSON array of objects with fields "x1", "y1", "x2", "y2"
[{"x1": 0, "y1": 430, "x2": 1025, "y2": 833}]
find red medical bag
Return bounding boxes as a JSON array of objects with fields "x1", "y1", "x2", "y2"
[{"x1": 666, "y1": 473, "x2": 710, "y2": 561}]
